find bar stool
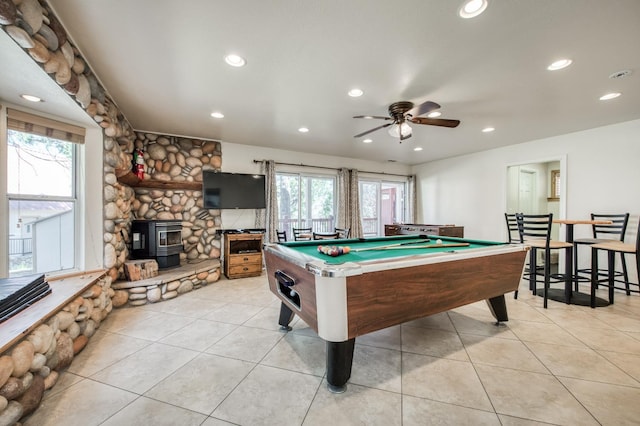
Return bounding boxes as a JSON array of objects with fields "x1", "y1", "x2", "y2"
[
  {"x1": 517, "y1": 213, "x2": 573, "y2": 308},
  {"x1": 574, "y1": 213, "x2": 629, "y2": 291},
  {"x1": 590, "y1": 218, "x2": 640, "y2": 307}
]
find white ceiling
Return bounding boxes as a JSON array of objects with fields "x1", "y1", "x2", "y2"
[{"x1": 2, "y1": 0, "x2": 640, "y2": 165}]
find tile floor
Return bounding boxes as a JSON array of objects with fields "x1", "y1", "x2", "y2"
[{"x1": 23, "y1": 274, "x2": 640, "y2": 426}]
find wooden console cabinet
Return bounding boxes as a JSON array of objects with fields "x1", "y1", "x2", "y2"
[
  {"x1": 223, "y1": 232, "x2": 263, "y2": 279},
  {"x1": 384, "y1": 224, "x2": 464, "y2": 238}
]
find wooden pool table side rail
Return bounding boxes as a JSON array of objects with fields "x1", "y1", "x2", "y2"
[{"x1": 344, "y1": 250, "x2": 527, "y2": 338}]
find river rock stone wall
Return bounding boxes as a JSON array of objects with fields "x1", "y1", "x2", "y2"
[{"x1": 0, "y1": 275, "x2": 113, "y2": 424}]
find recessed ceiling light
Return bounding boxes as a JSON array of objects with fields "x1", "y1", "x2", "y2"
[
  {"x1": 414, "y1": 147, "x2": 423, "y2": 152},
  {"x1": 609, "y1": 69, "x2": 632, "y2": 79},
  {"x1": 224, "y1": 54, "x2": 246, "y2": 67},
  {"x1": 210, "y1": 112, "x2": 224, "y2": 118},
  {"x1": 482, "y1": 127, "x2": 495, "y2": 133},
  {"x1": 547, "y1": 59, "x2": 572, "y2": 71},
  {"x1": 298, "y1": 127, "x2": 309, "y2": 133},
  {"x1": 599, "y1": 92, "x2": 621, "y2": 101},
  {"x1": 21, "y1": 94, "x2": 42, "y2": 102},
  {"x1": 459, "y1": 0, "x2": 488, "y2": 18},
  {"x1": 362, "y1": 138, "x2": 373, "y2": 143},
  {"x1": 427, "y1": 111, "x2": 442, "y2": 118},
  {"x1": 348, "y1": 88, "x2": 364, "y2": 97}
]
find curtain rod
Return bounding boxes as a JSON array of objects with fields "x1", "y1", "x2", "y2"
[{"x1": 252, "y1": 160, "x2": 411, "y2": 178}]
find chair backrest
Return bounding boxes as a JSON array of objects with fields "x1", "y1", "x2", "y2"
[
  {"x1": 276, "y1": 230, "x2": 287, "y2": 242},
  {"x1": 504, "y1": 213, "x2": 522, "y2": 243},
  {"x1": 313, "y1": 232, "x2": 339, "y2": 240},
  {"x1": 591, "y1": 213, "x2": 629, "y2": 241},
  {"x1": 335, "y1": 227, "x2": 350, "y2": 239},
  {"x1": 293, "y1": 228, "x2": 312, "y2": 241},
  {"x1": 516, "y1": 213, "x2": 552, "y2": 246}
]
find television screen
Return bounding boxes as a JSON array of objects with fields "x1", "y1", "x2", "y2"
[{"x1": 202, "y1": 171, "x2": 266, "y2": 209}]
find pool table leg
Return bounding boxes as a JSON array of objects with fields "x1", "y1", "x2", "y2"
[
  {"x1": 326, "y1": 339, "x2": 355, "y2": 394},
  {"x1": 486, "y1": 295, "x2": 509, "y2": 324},
  {"x1": 278, "y1": 302, "x2": 295, "y2": 331}
]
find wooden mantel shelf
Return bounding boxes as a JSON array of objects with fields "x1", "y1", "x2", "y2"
[{"x1": 117, "y1": 171, "x2": 202, "y2": 190}]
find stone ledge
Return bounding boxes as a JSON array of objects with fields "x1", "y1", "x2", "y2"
[{"x1": 112, "y1": 259, "x2": 220, "y2": 290}]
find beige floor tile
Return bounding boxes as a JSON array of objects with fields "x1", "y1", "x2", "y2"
[
  {"x1": 402, "y1": 325, "x2": 468, "y2": 361},
  {"x1": 349, "y1": 344, "x2": 402, "y2": 392},
  {"x1": 41, "y1": 370, "x2": 84, "y2": 400},
  {"x1": 448, "y1": 311, "x2": 518, "y2": 339},
  {"x1": 475, "y1": 364, "x2": 599, "y2": 425},
  {"x1": 498, "y1": 414, "x2": 559, "y2": 425},
  {"x1": 242, "y1": 305, "x2": 303, "y2": 331},
  {"x1": 145, "y1": 353, "x2": 255, "y2": 414},
  {"x1": 566, "y1": 326, "x2": 640, "y2": 353},
  {"x1": 539, "y1": 307, "x2": 614, "y2": 331},
  {"x1": 508, "y1": 319, "x2": 587, "y2": 347},
  {"x1": 403, "y1": 395, "x2": 501, "y2": 426},
  {"x1": 111, "y1": 311, "x2": 197, "y2": 341},
  {"x1": 143, "y1": 295, "x2": 227, "y2": 317},
  {"x1": 560, "y1": 376, "x2": 640, "y2": 426},
  {"x1": 504, "y1": 298, "x2": 554, "y2": 323},
  {"x1": 159, "y1": 318, "x2": 238, "y2": 351},
  {"x1": 261, "y1": 333, "x2": 326, "y2": 376},
  {"x1": 212, "y1": 365, "x2": 321, "y2": 425},
  {"x1": 91, "y1": 342, "x2": 198, "y2": 394},
  {"x1": 99, "y1": 306, "x2": 160, "y2": 333},
  {"x1": 101, "y1": 396, "x2": 207, "y2": 426},
  {"x1": 526, "y1": 341, "x2": 638, "y2": 385},
  {"x1": 23, "y1": 379, "x2": 137, "y2": 426},
  {"x1": 357, "y1": 324, "x2": 402, "y2": 350},
  {"x1": 202, "y1": 302, "x2": 264, "y2": 324},
  {"x1": 403, "y1": 312, "x2": 456, "y2": 332},
  {"x1": 598, "y1": 349, "x2": 640, "y2": 382},
  {"x1": 67, "y1": 329, "x2": 151, "y2": 377},
  {"x1": 205, "y1": 325, "x2": 284, "y2": 362},
  {"x1": 303, "y1": 381, "x2": 402, "y2": 426},
  {"x1": 402, "y1": 353, "x2": 493, "y2": 411},
  {"x1": 201, "y1": 417, "x2": 237, "y2": 425},
  {"x1": 460, "y1": 333, "x2": 548, "y2": 373}
]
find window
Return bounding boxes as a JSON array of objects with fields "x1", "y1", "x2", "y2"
[
  {"x1": 276, "y1": 173, "x2": 335, "y2": 237},
  {"x1": 6, "y1": 109, "x2": 83, "y2": 276},
  {"x1": 359, "y1": 179, "x2": 407, "y2": 236}
]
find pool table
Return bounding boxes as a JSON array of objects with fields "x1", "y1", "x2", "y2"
[{"x1": 264, "y1": 234, "x2": 528, "y2": 392}]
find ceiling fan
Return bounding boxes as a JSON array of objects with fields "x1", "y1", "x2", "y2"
[{"x1": 353, "y1": 101, "x2": 460, "y2": 142}]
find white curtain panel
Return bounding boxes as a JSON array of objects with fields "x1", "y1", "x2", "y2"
[
  {"x1": 408, "y1": 175, "x2": 417, "y2": 223},
  {"x1": 337, "y1": 168, "x2": 349, "y2": 228},
  {"x1": 255, "y1": 160, "x2": 279, "y2": 242},
  {"x1": 348, "y1": 169, "x2": 364, "y2": 238}
]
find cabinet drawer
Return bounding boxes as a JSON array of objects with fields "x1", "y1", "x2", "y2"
[
  {"x1": 228, "y1": 253, "x2": 262, "y2": 266},
  {"x1": 227, "y1": 263, "x2": 262, "y2": 277}
]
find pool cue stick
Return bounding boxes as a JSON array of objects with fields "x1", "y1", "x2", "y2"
[
  {"x1": 362, "y1": 242, "x2": 470, "y2": 251},
  {"x1": 353, "y1": 239, "x2": 431, "y2": 252}
]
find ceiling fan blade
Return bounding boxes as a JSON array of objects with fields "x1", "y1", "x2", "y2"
[
  {"x1": 399, "y1": 131, "x2": 412, "y2": 142},
  {"x1": 353, "y1": 122, "x2": 393, "y2": 138},
  {"x1": 410, "y1": 117, "x2": 461, "y2": 128},
  {"x1": 410, "y1": 101, "x2": 441, "y2": 117},
  {"x1": 353, "y1": 115, "x2": 393, "y2": 120}
]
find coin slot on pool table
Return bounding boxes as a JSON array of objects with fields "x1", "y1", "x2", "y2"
[{"x1": 275, "y1": 270, "x2": 301, "y2": 310}]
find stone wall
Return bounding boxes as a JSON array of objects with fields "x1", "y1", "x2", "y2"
[{"x1": 0, "y1": 276, "x2": 113, "y2": 424}]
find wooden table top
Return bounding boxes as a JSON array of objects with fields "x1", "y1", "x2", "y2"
[{"x1": 552, "y1": 219, "x2": 613, "y2": 225}]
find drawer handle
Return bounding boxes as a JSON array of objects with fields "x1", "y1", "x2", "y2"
[
  {"x1": 243, "y1": 267, "x2": 248, "y2": 271},
  {"x1": 243, "y1": 257, "x2": 249, "y2": 261}
]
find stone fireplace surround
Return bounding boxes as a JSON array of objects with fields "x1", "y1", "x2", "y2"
[{"x1": 0, "y1": 1, "x2": 231, "y2": 423}]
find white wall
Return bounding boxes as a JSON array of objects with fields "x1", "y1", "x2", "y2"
[
  {"x1": 412, "y1": 118, "x2": 640, "y2": 245},
  {"x1": 219, "y1": 142, "x2": 412, "y2": 230}
]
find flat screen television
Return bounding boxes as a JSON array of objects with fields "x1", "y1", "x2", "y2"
[{"x1": 202, "y1": 171, "x2": 266, "y2": 209}]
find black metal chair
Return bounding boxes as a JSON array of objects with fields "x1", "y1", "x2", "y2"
[
  {"x1": 574, "y1": 213, "x2": 629, "y2": 291},
  {"x1": 590, "y1": 218, "x2": 640, "y2": 307},
  {"x1": 505, "y1": 213, "x2": 524, "y2": 298},
  {"x1": 517, "y1": 213, "x2": 573, "y2": 308},
  {"x1": 313, "y1": 231, "x2": 340, "y2": 240},
  {"x1": 276, "y1": 230, "x2": 287, "y2": 242},
  {"x1": 334, "y1": 227, "x2": 350, "y2": 239},
  {"x1": 293, "y1": 227, "x2": 312, "y2": 241}
]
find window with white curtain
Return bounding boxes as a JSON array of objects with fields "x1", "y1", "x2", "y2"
[
  {"x1": 276, "y1": 172, "x2": 336, "y2": 238},
  {"x1": 359, "y1": 179, "x2": 408, "y2": 236},
  {"x1": 6, "y1": 109, "x2": 83, "y2": 276}
]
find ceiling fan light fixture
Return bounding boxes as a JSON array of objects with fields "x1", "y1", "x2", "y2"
[
  {"x1": 348, "y1": 88, "x2": 364, "y2": 97},
  {"x1": 547, "y1": 59, "x2": 572, "y2": 71},
  {"x1": 459, "y1": 0, "x2": 488, "y2": 18},
  {"x1": 388, "y1": 122, "x2": 412, "y2": 138}
]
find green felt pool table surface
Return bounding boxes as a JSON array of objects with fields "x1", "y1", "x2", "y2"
[{"x1": 278, "y1": 235, "x2": 506, "y2": 265}]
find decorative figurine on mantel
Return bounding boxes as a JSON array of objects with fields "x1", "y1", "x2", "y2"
[{"x1": 132, "y1": 148, "x2": 145, "y2": 180}]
